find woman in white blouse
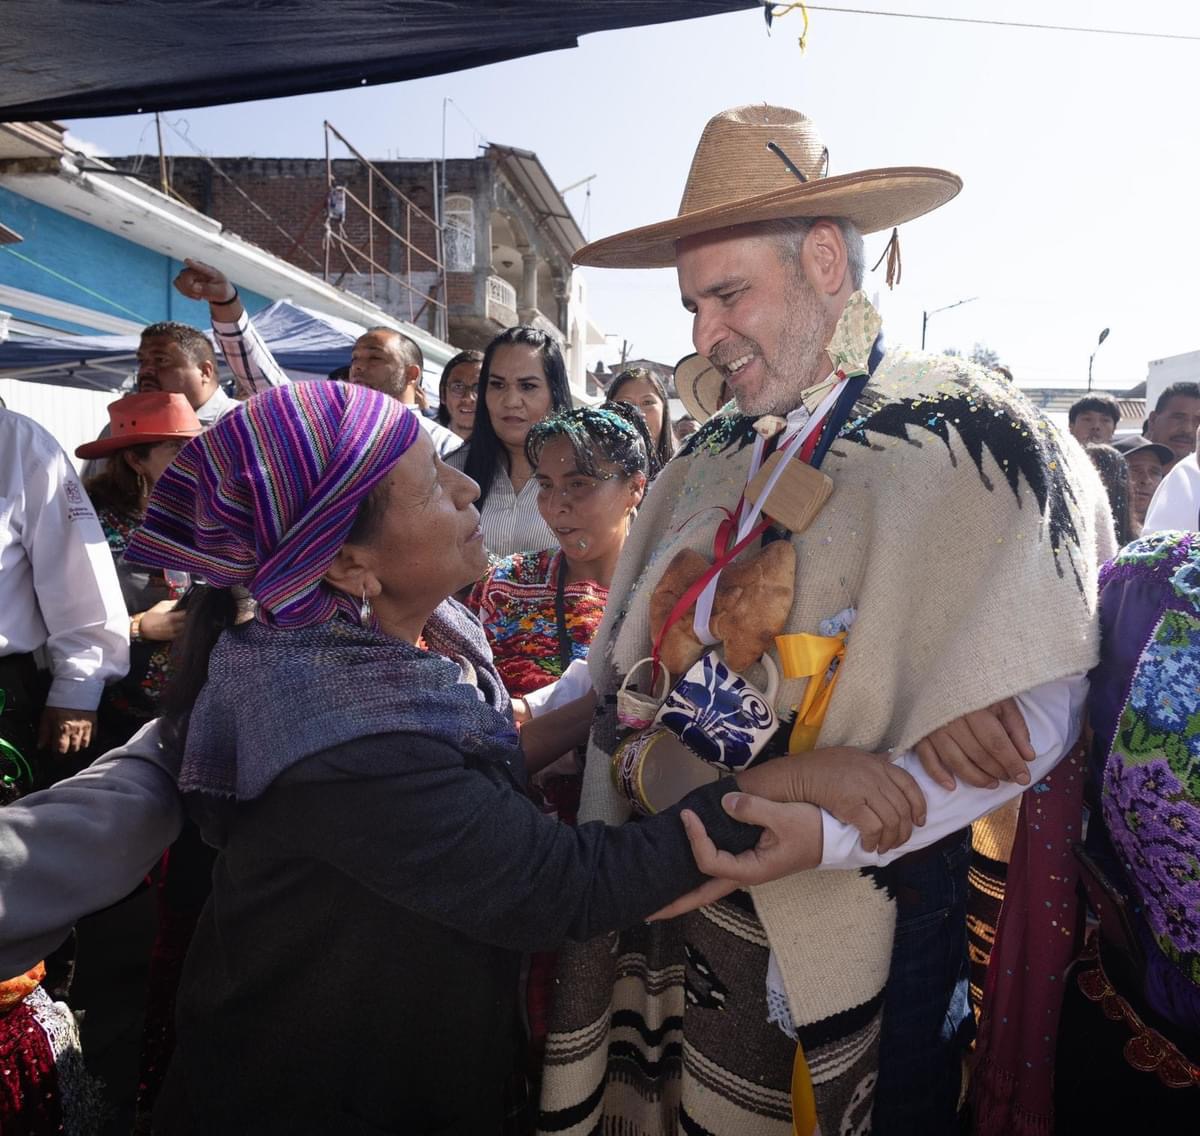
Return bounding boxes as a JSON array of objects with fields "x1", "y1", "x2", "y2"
[{"x1": 448, "y1": 326, "x2": 573, "y2": 559}]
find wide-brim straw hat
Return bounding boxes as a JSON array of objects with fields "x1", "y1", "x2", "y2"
[
  {"x1": 574, "y1": 105, "x2": 962, "y2": 269},
  {"x1": 76, "y1": 391, "x2": 203, "y2": 459},
  {"x1": 673, "y1": 353, "x2": 729, "y2": 423}
]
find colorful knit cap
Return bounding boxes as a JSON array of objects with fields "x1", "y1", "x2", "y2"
[{"x1": 126, "y1": 382, "x2": 420, "y2": 627}]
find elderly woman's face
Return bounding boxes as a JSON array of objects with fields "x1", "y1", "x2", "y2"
[{"x1": 360, "y1": 430, "x2": 487, "y2": 609}]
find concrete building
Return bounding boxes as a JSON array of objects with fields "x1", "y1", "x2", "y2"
[
  {"x1": 109, "y1": 141, "x2": 605, "y2": 398},
  {"x1": 0, "y1": 120, "x2": 463, "y2": 457},
  {"x1": 1145, "y1": 349, "x2": 1200, "y2": 414}
]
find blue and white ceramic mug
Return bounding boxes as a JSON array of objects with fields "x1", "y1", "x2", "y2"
[{"x1": 654, "y1": 651, "x2": 780, "y2": 772}]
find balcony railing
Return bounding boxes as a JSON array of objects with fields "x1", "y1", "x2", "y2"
[{"x1": 486, "y1": 274, "x2": 518, "y2": 327}]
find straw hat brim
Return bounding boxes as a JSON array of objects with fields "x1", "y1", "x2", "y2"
[
  {"x1": 76, "y1": 429, "x2": 202, "y2": 460},
  {"x1": 574, "y1": 166, "x2": 962, "y2": 269},
  {"x1": 674, "y1": 354, "x2": 728, "y2": 423}
]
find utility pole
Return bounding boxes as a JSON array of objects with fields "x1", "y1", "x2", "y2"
[
  {"x1": 154, "y1": 112, "x2": 169, "y2": 195},
  {"x1": 921, "y1": 296, "x2": 978, "y2": 350}
]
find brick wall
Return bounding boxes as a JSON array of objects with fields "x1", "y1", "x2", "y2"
[{"x1": 113, "y1": 155, "x2": 457, "y2": 297}]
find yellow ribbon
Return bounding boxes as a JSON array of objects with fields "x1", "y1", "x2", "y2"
[
  {"x1": 776, "y1": 631, "x2": 846, "y2": 754},
  {"x1": 773, "y1": 630, "x2": 846, "y2": 1134},
  {"x1": 791, "y1": 1044, "x2": 818, "y2": 1135}
]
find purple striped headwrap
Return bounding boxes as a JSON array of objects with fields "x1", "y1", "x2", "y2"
[{"x1": 126, "y1": 382, "x2": 421, "y2": 627}]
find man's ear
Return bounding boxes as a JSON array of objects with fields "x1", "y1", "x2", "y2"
[
  {"x1": 404, "y1": 363, "x2": 423, "y2": 388},
  {"x1": 323, "y1": 542, "x2": 380, "y2": 599},
  {"x1": 800, "y1": 220, "x2": 850, "y2": 297}
]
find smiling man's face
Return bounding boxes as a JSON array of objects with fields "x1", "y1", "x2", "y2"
[{"x1": 677, "y1": 229, "x2": 831, "y2": 417}]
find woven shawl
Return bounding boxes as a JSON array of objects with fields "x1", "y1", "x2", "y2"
[
  {"x1": 181, "y1": 599, "x2": 516, "y2": 802},
  {"x1": 543, "y1": 313, "x2": 1115, "y2": 1133}
]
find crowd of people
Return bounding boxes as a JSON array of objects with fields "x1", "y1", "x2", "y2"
[{"x1": 0, "y1": 103, "x2": 1196, "y2": 1134}]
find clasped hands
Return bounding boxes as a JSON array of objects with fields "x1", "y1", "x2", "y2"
[{"x1": 652, "y1": 698, "x2": 1033, "y2": 919}]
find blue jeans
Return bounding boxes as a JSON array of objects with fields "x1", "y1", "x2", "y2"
[{"x1": 873, "y1": 827, "x2": 974, "y2": 1136}]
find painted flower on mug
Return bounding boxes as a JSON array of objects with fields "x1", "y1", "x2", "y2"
[{"x1": 659, "y1": 653, "x2": 773, "y2": 770}]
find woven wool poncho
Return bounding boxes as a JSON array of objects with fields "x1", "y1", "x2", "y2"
[{"x1": 538, "y1": 296, "x2": 1116, "y2": 1136}]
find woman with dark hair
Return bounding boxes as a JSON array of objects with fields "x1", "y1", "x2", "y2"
[
  {"x1": 435, "y1": 349, "x2": 483, "y2": 446},
  {"x1": 608, "y1": 365, "x2": 675, "y2": 472},
  {"x1": 1085, "y1": 442, "x2": 1134, "y2": 547},
  {"x1": 113, "y1": 382, "x2": 823, "y2": 1133},
  {"x1": 447, "y1": 326, "x2": 573, "y2": 559},
  {"x1": 467, "y1": 401, "x2": 656, "y2": 764}
]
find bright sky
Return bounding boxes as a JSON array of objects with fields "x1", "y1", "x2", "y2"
[{"x1": 66, "y1": 1, "x2": 1200, "y2": 392}]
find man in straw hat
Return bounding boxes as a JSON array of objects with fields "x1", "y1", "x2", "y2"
[{"x1": 537, "y1": 106, "x2": 1114, "y2": 1135}]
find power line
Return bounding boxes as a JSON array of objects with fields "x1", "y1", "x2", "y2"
[
  {"x1": 1, "y1": 246, "x2": 152, "y2": 323},
  {"x1": 798, "y1": 4, "x2": 1200, "y2": 43},
  {"x1": 162, "y1": 117, "x2": 324, "y2": 270}
]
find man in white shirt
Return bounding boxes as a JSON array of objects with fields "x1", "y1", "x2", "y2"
[
  {"x1": 174, "y1": 258, "x2": 463, "y2": 457},
  {"x1": 0, "y1": 409, "x2": 129, "y2": 772}
]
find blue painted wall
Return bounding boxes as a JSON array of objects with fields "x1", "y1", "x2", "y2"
[{"x1": 0, "y1": 187, "x2": 272, "y2": 334}]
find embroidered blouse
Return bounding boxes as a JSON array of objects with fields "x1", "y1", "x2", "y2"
[{"x1": 466, "y1": 550, "x2": 607, "y2": 699}]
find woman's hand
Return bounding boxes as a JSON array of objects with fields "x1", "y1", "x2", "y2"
[
  {"x1": 519, "y1": 689, "x2": 597, "y2": 774},
  {"x1": 648, "y1": 796, "x2": 825, "y2": 920},
  {"x1": 138, "y1": 600, "x2": 186, "y2": 642},
  {"x1": 914, "y1": 698, "x2": 1033, "y2": 791},
  {"x1": 736, "y1": 747, "x2": 925, "y2": 854}
]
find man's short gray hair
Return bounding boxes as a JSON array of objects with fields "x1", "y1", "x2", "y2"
[{"x1": 742, "y1": 216, "x2": 865, "y2": 291}]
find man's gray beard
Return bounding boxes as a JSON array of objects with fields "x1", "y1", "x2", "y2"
[{"x1": 732, "y1": 272, "x2": 830, "y2": 418}]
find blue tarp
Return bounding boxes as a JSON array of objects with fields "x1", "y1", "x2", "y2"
[{"x1": 0, "y1": 300, "x2": 365, "y2": 391}]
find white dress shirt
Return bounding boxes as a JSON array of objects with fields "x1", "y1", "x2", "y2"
[
  {"x1": 445, "y1": 447, "x2": 558, "y2": 559},
  {"x1": 0, "y1": 410, "x2": 130, "y2": 710},
  {"x1": 819, "y1": 673, "x2": 1088, "y2": 867},
  {"x1": 525, "y1": 662, "x2": 1086, "y2": 870}
]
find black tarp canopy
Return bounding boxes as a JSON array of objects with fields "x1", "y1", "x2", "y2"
[{"x1": 1, "y1": 1, "x2": 756, "y2": 122}]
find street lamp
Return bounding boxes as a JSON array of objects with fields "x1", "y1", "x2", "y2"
[
  {"x1": 921, "y1": 296, "x2": 978, "y2": 350},
  {"x1": 1087, "y1": 327, "x2": 1111, "y2": 392}
]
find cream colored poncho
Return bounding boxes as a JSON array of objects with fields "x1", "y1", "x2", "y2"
[{"x1": 539, "y1": 295, "x2": 1114, "y2": 1136}]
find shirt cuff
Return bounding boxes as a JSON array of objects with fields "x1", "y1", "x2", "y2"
[
  {"x1": 211, "y1": 313, "x2": 247, "y2": 334},
  {"x1": 45, "y1": 676, "x2": 104, "y2": 713}
]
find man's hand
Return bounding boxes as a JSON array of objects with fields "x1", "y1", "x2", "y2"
[
  {"x1": 37, "y1": 706, "x2": 97, "y2": 755},
  {"x1": 738, "y1": 747, "x2": 926, "y2": 854},
  {"x1": 173, "y1": 258, "x2": 237, "y2": 306},
  {"x1": 648, "y1": 796, "x2": 825, "y2": 920},
  {"x1": 138, "y1": 600, "x2": 187, "y2": 642},
  {"x1": 914, "y1": 698, "x2": 1033, "y2": 791}
]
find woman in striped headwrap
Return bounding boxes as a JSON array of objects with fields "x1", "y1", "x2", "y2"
[{"x1": 119, "y1": 382, "x2": 826, "y2": 1134}]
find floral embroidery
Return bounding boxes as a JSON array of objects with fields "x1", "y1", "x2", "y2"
[
  {"x1": 1102, "y1": 607, "x2": 1200, "y2": 978},
  {"x1": 1113, "y1": 530, "x2": 1186, "y2": 570},
  {"x1": 466, "y1": 549, "x2": 607, "y2": 698}
]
